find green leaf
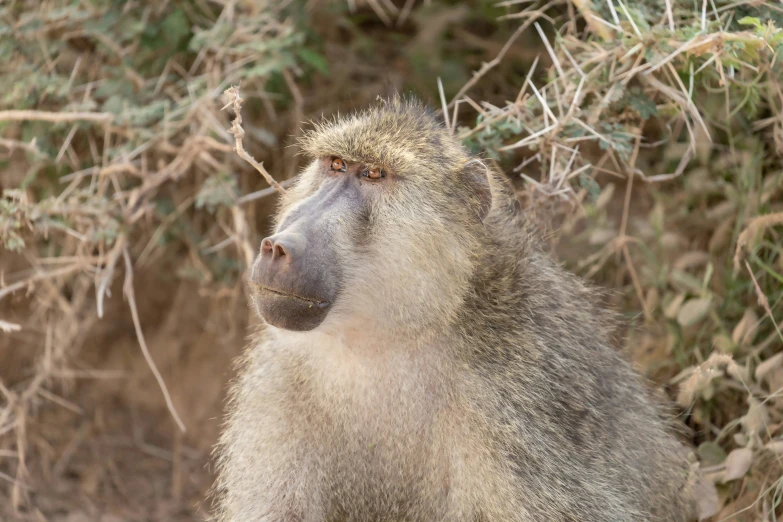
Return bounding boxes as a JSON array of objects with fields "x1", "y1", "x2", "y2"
[
  {"x1": 141, "y1": 7, "x2": 191, "y2": 51},
  {"x1": 579, "y1": 173, "x2": 601, "y2": 203},
  {"x1": 160, "y1": 8, "x2": 191, "y2": 49},
  {"x1": 196, "y1": 173, "x2": 239, "y2": 213},
  {"x1": 738, "y1": 16, "x2": 763, "y2": 30},
  {"x1": 101, "y1": 95, "x2": 125, "y2": 116},
  {"x1": 697, "y1": 441, "x2": 727, "y2": 467},
  {"x1": 625, "y1": 88, "x2": 658, "y2": 119},
  {"x1": 297, "y1": 48, "x2": 329, "y2": 75}
]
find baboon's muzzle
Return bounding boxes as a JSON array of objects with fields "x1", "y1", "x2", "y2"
[
  {"x1": 250, "y1": 231, "x2": 336, "y2": 331},
  {"x1": 250, "y1": 178, "x2": 349, "y2": 331}
]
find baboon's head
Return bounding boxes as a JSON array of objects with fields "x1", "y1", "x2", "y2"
[{"x1": 250, "y1": 96, "x2": 502, "y2": 334}]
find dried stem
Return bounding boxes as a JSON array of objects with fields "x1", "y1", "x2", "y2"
[
  {"x1": 571, "y1": 0, "x2": 614, "y2": 40},
  {"x1": 0, "y1": 110, "x2": 112, "y2": 123},
  {"x1": 122, "y1": 248, "x2": 186, "y2": 433},
  {"x1": 222, "y1": 86, "x2": 286, "y2": 194},
  {"x1": 448, "y1": 12, "x2": 544, "y2": 108},
  {"x1": 734, "y1": 212, "x2": 783, "y2": 273},
  {"x1": 0, "y1": 320, "x2": 21, "y2": 333},
  {"x1": 745, "y1": 261, "x2": 783, "y2": 347}
]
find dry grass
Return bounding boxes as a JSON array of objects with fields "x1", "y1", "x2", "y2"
[{"x1": 1, "y1": 0, "x2": 782, "y2": 520}]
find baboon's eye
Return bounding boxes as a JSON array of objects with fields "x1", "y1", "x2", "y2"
[
  {"x1": 330, "y1": 157, "x2": 346, "y2": 172},
  {"x1": 362, "y1": 167, "x2": 385, "y2": 181}
]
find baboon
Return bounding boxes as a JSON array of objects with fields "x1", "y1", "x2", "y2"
[{"x1": 214, "y1": 96, "x2": 698, "y2": 522}]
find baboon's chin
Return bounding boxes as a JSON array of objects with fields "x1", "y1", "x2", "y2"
[{"x1": 254, "y1": 287, "x2": 331, "y2": 332}]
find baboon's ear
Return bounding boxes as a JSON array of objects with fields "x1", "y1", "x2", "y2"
[{"x1": 463, "y1": 159, "x2": 493, "y2": 223}]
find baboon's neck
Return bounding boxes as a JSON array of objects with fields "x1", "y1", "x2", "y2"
[{"x1": 458, "y1": 215, "x2": 540, "y2": 335}]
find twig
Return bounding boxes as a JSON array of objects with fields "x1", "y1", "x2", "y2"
[
  {"x1": 222, "y1": 86, "x2": 286, "y2": 193},
  {"x1": 230, "y1": 206, "x2": 256, "y2": 270},
  {"x1": 643, "y1": 73, "x2": 709, "y2": 144},
  {"x1": 664, "y1": 0, "x2": 675, "y2": 31},
  {"x1": 37, "y1": 388, "x2": 83, "y2": 415},
  {"x1": 96, "y1": 235, "x2": 127, "y2": 319},
  {"x1": 0, "y1": 138, "x2": 44, "y2": 157},
  {"x1": 437, "y1": 77, "x2": 451, "y2": 131},
  {"x1": 622, "y1": 240, "x2": 652, "y2": 322},
  {"x1": 136, "y1": 196, "x2": 195, "y2": 268},
  {"x1": 534, "y1": 22, "x2": 565, "y2": 80},
  {"x1": 448, "y1": 13, "x2": 543, "y2": 108},
  {"x1": 201, "y1": 237, "x2": 235, "y2": 256},
  {"x1": 0, "y1": 265, "x2": 83, "y2": 302},
  {"x1": 367, "y1": 0, "x2": 392, "y2": 26},
  {"x1": 745, "y1": 261, "x2": 783, "y2": 346},
  {"x1": 643, "y1": 35, "x2": 717, "y2": 76},
  {"x1": 397, "y1": 0, "x2": 416, "y2": 26},
  {"x1": 633, "y1": 143, "x2": 694, "y2": 183},
  {"x1": 0, "y1": 320, "x2": 21, "y2": 333},
  {"x1": 59, "y1": 162, "x2": 142, "y2": 183},
  {"x1": 55, "y1": 125, "x2": 78, "y2": 164},
  {"x1": 734, "y1": 212, "x2": 783, "y2": 273},
  {"x1": 572, "y1": 0, "x2": 614, "y2": 40},
  {"x1": 12, "y1": 406, "x2": 27, "y2": 509},
  {"x1": 0, "y1": 110, "x2": 112, "y2": 123},
  {"x1": 605, "y1": 0, "x2": 621, "y2": 25},
  {"x1": 616, "y1": 0, "x2": 642, "y2": 38},
  {"x1": 498, "y1": 124, "x2": 558, "y2": 151},
  {"x1": 237, "y1": 177, "x2": 296, "y2": 204},
  {"x1": 588, "y1": 14, "x2": 623, "y2": 35},
  {"x1": 122, "y1": 248, "x2": 186, "y2": 433}
]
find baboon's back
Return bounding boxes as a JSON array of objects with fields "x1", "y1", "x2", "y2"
[{"x1": 457, "y1": 235, "x2": 696, "y2": 521}]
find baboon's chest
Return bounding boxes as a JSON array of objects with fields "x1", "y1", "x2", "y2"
[
  {"x1": 310, "y1": 357, "x2": 445, "y2": 463},
  {"x1": 318, "y1": 405, "x2": 451, "y2": 520},
  {"x1": 300, "y1": 347, "x2": 453, "y2": 518}
]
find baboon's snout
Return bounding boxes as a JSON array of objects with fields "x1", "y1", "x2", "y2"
[
  {"x1": 251, "y1": 226, "x2": 339, "y2": 332},
  {"x1": 259, "y1": 232, "x2": 307, "y2": 263}
]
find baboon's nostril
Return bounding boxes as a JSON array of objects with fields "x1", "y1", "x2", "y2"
[
  {"x1": 261, "y1": 238, "x2": 274, "y2": 255},
  {"x1": 259, "y1": 233, "x2": 306, "y2": 262}
]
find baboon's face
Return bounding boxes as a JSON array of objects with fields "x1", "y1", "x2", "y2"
[
  {"x1": 251, "y1": 151, "x2": 491, "y2": 334},
  {"x1": 251, "y1": 102, "x2": 492, "y2": 334}
]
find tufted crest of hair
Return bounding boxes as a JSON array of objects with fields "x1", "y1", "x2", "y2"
[{"x1": 299, "y1": 95, "x2": 469, "y2": 177}]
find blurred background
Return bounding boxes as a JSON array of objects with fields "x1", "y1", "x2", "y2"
[{"x1": 1, "y1": 0, "x2": 781, "y2": 520}]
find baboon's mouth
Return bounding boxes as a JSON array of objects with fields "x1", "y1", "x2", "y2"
[{"x1": 255, "y1": 283, "x2": 329, "y2": 308}]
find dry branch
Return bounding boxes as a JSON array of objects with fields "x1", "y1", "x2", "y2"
[
  {"x1": 0, "y1": 110, "x2": 112, "y2": 123},
  {"x1": 222, "y1": 86, "x2": 286, "y2": 194},
  {"x1": 447, "y1": 12, "x2": 545, "y2": 109},
  {"x1": 0, "y1": 320, "x2": 21, "y2": 333},
  {"x1": 571, "y1": 0, "x2": 614, "y2": 40},
  {"x1": 122, "y1": 248, "x2": 186, "y2": 433}
]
